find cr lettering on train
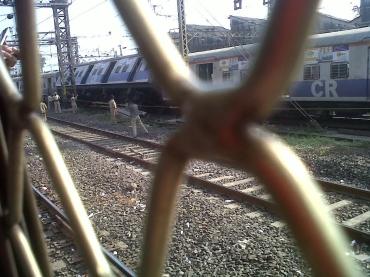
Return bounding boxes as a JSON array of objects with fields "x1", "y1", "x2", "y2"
[{"x1": 311, "y1": 80, "x2": 338, "y2": 97}]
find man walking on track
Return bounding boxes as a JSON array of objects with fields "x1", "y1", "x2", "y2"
[
  {"x1": 128, "y1": 100, "x2": 148, "y2": 137},
  {"x1": 53, "y1": 92, "x2": 62, "y2": 113},
  {"x1": 109, "y1": 95, "x2": 117, "y2": 122}
]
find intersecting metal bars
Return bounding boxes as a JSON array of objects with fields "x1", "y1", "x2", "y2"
[
  {"x1": 113, "y1": 0, "x2": 357, "y2": 276},
  {"x1": 0, "y1": 0, "x2": 113, "y2": 276}
]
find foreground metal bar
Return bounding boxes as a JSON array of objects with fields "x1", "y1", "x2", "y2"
[
  {"x1": 113, "y1": 0, "x2": 358, "y2": 276},
  {"x1": 23, "y1": 172, "x2": 53, "y2": 277},
  {"x1": 33, "y1": 187, "x2": 136, "y2": 277},
  {"x1": 141, "y1": 137, "x2": 187, "y2": 276},
  {"x1": 240, "y1": 126, "x2": 354, "y2": 276},
  {"x1": 10, "y1": 225, "x2": 42, "y2": 277},
  {"x1": 15, "y1": 0, "x2": 41, "y2": 110},
  {"x1": 5, "y1": 129, "x2": 24, "y2": 226},
  {"x1": 28, "y1": 114, "x2": 113, "y2": 276}
]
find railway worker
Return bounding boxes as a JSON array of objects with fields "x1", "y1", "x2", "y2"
[
  {"x1": 109, "y1": 95, "x2": 117, "y2": 122},
  {"x1": 128, "y1": 100, "x2": 148, "y2": 137},
  {"x1": 53, "y1": 92, "x2": 62, "y2": 113},
  {"x1": 40, "y1": 101, "x2": 47, "y2": 122},
  {"x1": 47, "y1": 94, "x2": 53, "y2": 112},
  {"x1": 71, "y1": 94, "x2": 78, "y2": 113}
]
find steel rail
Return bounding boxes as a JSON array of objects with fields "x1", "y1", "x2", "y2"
[
  {"x1": 48, "y1": 124, "x2": 370, "y2": 245},
  {"x1": 32, "y1": 187, "x2": 136, "y2": 277},
  {"x1": 49, "y1": 117, "x2": 370, "y2": 201}
]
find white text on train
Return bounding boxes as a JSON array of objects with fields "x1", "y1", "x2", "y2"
[{"x1": 311, "y1": 80, "x2": 338, "y2": 97}]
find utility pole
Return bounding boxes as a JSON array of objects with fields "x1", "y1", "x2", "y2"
[
  {"x1": 263, "y1": 0, "x2": 276, "y2": 17},
  {"x1": 177, "y1": 0, "x2": 189, "y2": 60},
  {"x1": 0, "y1": 0, "x2": 76, "y2": 95},
  {"x1": 51, "y1": 1, "x2": 76, "y2": 95}
]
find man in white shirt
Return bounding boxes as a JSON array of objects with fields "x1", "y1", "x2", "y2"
[
  {"x1": 47, "y1": 95, "x2": 53, "y2": 112},
  {"x1": 53, "y1": 92, "x2": 61, "y2": 113},
  {"x1": 108, "y1": 95, "x2": 117, "y2": 122},
  {"x1": 71, "y1": 94, "x2": 78, "y2": 113}
]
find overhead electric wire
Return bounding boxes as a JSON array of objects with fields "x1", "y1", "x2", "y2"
[{"x1": 70, "y1": 0, "x2": 108, "y2": 21}]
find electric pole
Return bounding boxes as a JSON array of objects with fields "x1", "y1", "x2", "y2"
[
  {"x1": 0, "y1": 0, "x2": 76, "y2": 95},
  {"x1": 51, "y1": 2, "x2": 76, "y2": 95},
  {"x1": 263, "y1": 0, "x2": 276, "y2": 17},
  {"x1": 177, "y1": 0, "x2": 189, "y2": 60}
]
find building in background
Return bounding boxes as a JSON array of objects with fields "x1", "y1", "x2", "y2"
[
  {"x1": 169, "y1": 24, "x2": 232, "y2": 53},
  {"x1": 170, "y1": 12, "x2": 360, "y2": 54}
]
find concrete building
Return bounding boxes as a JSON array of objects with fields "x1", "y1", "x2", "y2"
[{"x1": 169, "y1": 24, "x2": 232, "y2": 53}]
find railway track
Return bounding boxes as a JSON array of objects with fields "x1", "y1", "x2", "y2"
[
  {"x1": 34, "y1": 186, "x2": 136, "y2": 276},
  {"x1": 46, "y1": 116, "x2": 370, "y2": 246}
]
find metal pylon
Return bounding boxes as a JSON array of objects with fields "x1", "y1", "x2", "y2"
[
  {"x1": 177, "y1": 0, "x2": 189, "y2": 60},
  {"x1": 52, "y1": 5, "x2": 76, "y2": 94}
]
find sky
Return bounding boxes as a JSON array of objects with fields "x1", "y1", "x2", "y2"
[{"x1": 0, "y1": 0, "x2": 361, "y2": 71}]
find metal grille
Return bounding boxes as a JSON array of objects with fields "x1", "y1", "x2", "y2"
[
  {"x1": 0, "y1": 0, "x2": 357, "y2": 276},
  {"x1": 331, "y1": 62, "x2": 349, "y2": 79},
  {"x1": 303, "y1": 64, "x2": 320, "y2": 80}
]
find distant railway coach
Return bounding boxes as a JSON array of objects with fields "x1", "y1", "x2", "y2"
[
  {"x1": 288, "y1": 27, "x2": 370, "y2": 116},
  {"x1": 13, "y1": 71, "x2": 59, "y2": 100},
  {"x1": 188, "y1": 27, "x2": 370, "y2": 117}
]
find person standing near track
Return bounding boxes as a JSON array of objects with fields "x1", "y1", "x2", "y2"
[
  {"x1": 109, "y1": 95, "x2": 117, "y2": 122},
  {"x1": 40, "y1": 101, "x2": 47, "y2": 122},
  {"x1": 128, "y1": 100, "x2": 148, "y2": 137},
  {"x1": 53, "y1": 92, "x2": 61, "y2": 113},
  {"x1": 47, "y1": 94, "x2": 53, "y2": 112},
  {"x1": 71, "y1": 94, "x2": 78, "y2": 113}
]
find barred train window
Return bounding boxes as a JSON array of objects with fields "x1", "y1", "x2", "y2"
[
  {"x1": 222, "y1": 71, "x2": 231, "y2": 81},
  {"x1": 330, "y1": 63, "x2": 349, "y2": 79},
  {"x1": 303, "y1": 64, "x2": 320, "y2": 80}
]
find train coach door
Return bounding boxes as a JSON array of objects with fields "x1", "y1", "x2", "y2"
[{"x1": 368, "y1": 47, "x2": 370, "y2": 100}]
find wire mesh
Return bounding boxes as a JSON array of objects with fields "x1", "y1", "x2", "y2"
[{"x1": 0, "y1": 0, "x2": 359, "y2": 276}]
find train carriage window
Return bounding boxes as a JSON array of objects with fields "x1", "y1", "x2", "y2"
[
  {"x1": 198, "y1": 63, "x2": 213, "y2": 81},
  {"x1": 91, "y1": 68, "x2": 98, "y2": 76},
  {"x1": 114, "y1": 65, "x2": 122, "y2": 73},
  {"x1": 222, "y1": 71, "x2": 231, "y2": 81},
  {"x1": 121, "y1": 64, "x2": 130, "y2": 73},
  {"x1": 240, "y1": 70, "x2": 248, "y2": 80},
  {"x1": 97, "y1": 68, "x2": 104, "y2": 75},
  {"x1": 303, "y1": 64, "x2": 320, "y2": 80},
  {"x1": 330, "y1": 62, "x2": 349, "y2": 79}
]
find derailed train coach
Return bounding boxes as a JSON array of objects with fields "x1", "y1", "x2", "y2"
[
  {"x1": 60, "y1": 54, "x2": 166, "y2": 111},
  {"x1": 45, "y1": 26, "x2": 370, "y2": 116}
]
